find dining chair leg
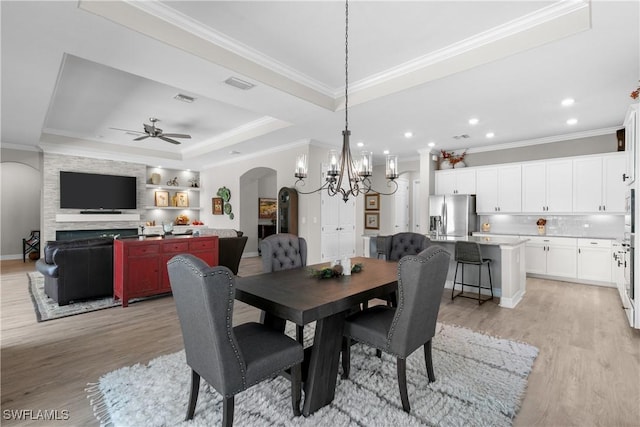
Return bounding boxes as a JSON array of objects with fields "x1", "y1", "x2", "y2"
[
  {"x1": 488, "y1": 262, "x2": 493, "y2": 299},
  {"x1": 452, "y1": 262, "x2": 459, "y2": 299},
  {"x1": 296, "y1": 325, "x2": 304, "y2": 345},
  {"x1": 478, "y1": 264, "x2": 482, "y2": 305},
  {"x1": 424, "y1": 340, "x2": 435, "y2": 382},
  {"x1": 397, "y1": 357, "x2": 410, "y2": 413},
  {"x1": 291, "y1": 362, "x2": 302, "y2": 416},
  {"x1": 222, "y1": 396, "x2": 234, "y2": 427},
  {"x1": 186, "y1": 369, "x2": 200, "y2": 420},
  {"x1": 341, "y1": 338, "x2": 351, "y2": 379}
]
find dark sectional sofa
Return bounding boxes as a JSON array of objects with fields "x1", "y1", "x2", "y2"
[{"x1": 35, "y1": 237, "x2": 114, "y2": 306}]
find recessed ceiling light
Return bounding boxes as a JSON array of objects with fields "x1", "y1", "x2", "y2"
[
  {"x1": 404, "y1": 131, "x2": 413, "y2": 138},
  {"x1": 383, "y1": 150, "x2": 390, "y2": 155},
  {"x1": 468, "y1": 118, "x2": 479, "y2": 125},
  {"x1": 427, "y1": 142, "x2": 435, "y2": 147},
  {"x1": 357, "y1": 142, "x2": 364, "y2": 147},
  {"x1": 567, "y1": 118, "x2": 578, "y2": 125},
  {"x1": 486, "y1": 132, "x2": 495, "y2": 138},
  {"x1": 229, "y1": 150, "x2": 241, "y2": 155},
  {"x1": 561, "y1": 98, "x2": 575, "y2": 106}
]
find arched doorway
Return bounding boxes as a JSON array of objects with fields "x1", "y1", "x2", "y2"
[{"x1": 239, "y1": 167, "x2": 277, "y2": 257}]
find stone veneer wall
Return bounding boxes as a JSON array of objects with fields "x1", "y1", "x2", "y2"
[{"x1": 42, "y1": 153, "x2": 147, "y2": 243}]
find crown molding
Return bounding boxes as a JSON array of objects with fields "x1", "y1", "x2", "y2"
[
  {"x1": 200, "y1": 138, "x2": 310, "y2": 170},
  {"x1": 0, "y1": 142, "x2": 42, "y2": 153},
  {"x1": 124, "y1": 1, "x2": 337, "y2": 99},
  {"x1": 182, "y1": 116, "x2": 291, "y2": 158}
]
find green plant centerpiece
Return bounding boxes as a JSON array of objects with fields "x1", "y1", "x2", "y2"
[{"x1": 309, "y1": 262, "x2": 363, "y2": 279}]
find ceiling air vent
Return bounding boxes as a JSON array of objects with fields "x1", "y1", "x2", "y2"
[
  {"x1": 174, "y1": 93, "x2": 196, "y2": 103},
  {"x1": 224, "y1": 77, "x2": 255, "y2": 91},
  {"x1": 452, "y1": 134, "x2": 470, "y2": 139}
]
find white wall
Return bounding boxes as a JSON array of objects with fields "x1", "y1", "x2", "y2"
[
  {"x1": 199, "y1": 143, "x2": 328, "y2": 263},
  {"x1": 1, "y1": 158, "x2": 41, "y2": 259}
]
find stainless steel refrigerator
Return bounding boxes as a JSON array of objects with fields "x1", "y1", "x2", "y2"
[{"x1": 428, "y1": 194, "x2": 477, "y2": 237}]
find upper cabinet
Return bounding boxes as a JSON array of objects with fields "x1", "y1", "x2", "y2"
[
  {"x1": 435, "y1": 169, "x2": 476, "y2": 195},
  {"x1": 475, "y1": 164, "x2": 521, "y2": 213},
  {"x1": 573, "y1": 153, "x2": 626, "y2": 213},
  {"x1": 522, "y1": 159, "x2": 573, "y2": 213}
]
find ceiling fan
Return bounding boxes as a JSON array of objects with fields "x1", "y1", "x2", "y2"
[{"x1": 112, "y1": 117, "x2": 191, "y2": 145}]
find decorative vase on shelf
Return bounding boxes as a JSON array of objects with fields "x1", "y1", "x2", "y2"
[
  {"x1": 537, "y1": 225, "x2": 546, "y2": 235},
  {"x1": 439, "y1": 160, "x2": 452, "y2": 170},
  {"x1": 454, "y1": 161, "x2": 466, "y2": 168},
  {"x1": 150, "y1": 173, "x2": 161, "y2": 185}
]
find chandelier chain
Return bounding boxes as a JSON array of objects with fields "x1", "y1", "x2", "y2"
[{"x1": 345, "y1": 0, "x2": 349, "y2": 131}]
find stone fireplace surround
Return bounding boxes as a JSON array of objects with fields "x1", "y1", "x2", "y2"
[{"x1": 43, "y1": 153, "x2": 147, "y2": 244}]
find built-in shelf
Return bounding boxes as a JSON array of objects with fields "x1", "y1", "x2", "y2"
[
  {"x1": 56, "y1": 214, "x2": 141, "y2": 222},
  {"x1": 146, "y1": 184, "x2": 200, "y2": 192},
  {"x1": 143, "y1": 206, "x2": 203, "y2": 211}
]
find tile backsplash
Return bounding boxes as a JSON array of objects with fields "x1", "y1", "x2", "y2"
[{"x1": 478, "y1": 215, "x2": 624, "y2": 240}]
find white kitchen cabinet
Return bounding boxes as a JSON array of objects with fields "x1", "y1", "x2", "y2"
[
  {"x1": 525, "y1": 236, "x2": 577, "y2": 279},
  {"x1": 573, "y1": 153, "x2": 626, "y2": 213},
  {"x1": 435, "y1": 168, "x2": 476, "y2": 195},
  {"x1": 476, "y1": 165, "x2": 521, "y2": 213},
  {"x1": 624, "y1": 104, "x2": 638, "y2": 185},
  {"x1": 577, "y1": 239, "x2": 612, "y2": 283},
  {"x1": 522, "y1": 159, "x2": 573, "y2": 213}
]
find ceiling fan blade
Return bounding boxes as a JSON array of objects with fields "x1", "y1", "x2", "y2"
[
  {"x1": 108, "y1": 127, "x2": 144, "y2": 134},
  {"x1": 159, "y1": 136, "x2": 182, "y2": 145},
  {"x1": 133, "y1": 135, "x2": 149, "y2": 141},
  {"x1": 161, "y1": 133, "x2": 191, "y2": 139}
]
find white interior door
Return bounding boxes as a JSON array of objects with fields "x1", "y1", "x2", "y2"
[
  {"x1": 412, "y1": 179, "x2": 420, "y2": 232},
  {"x1": 320, "y1": 166, "x2": 356, "y2": 261},
  {"x1": 394, "y1": 178, "x2": 409, "y2": 233}
]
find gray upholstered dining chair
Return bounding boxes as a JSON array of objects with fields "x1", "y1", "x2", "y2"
[
  {"x1": 367, "y1": 232, "x2": 430, "y2": 308},
  {"x1": 167, "y1": 254, "x2": 304, "y2": 426},
  {"x1": 341, "y1": 246, "x2": 450, "y2": 413},
  {"x1": 383, "y1": 232, "x2": 430, "y2": 262},
  {"x1": 260, "y1": 233, "x2": 307, "y2": 273},
  {"x1": 260, "y1": 233, "x2": 307, "y2": 343}
]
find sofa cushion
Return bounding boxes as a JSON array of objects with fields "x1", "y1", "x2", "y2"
[{"x1": 43, "y1": 237, "x2": 113, "y2": 264}]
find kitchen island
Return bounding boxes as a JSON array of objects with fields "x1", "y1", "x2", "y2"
[{"x1": 428, "y1": 235, "x2": 528, "y2": 308}]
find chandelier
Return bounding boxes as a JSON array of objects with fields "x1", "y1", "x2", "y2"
[{"x1": 294, "y1": 0, "x2": 398, "y2": 202}]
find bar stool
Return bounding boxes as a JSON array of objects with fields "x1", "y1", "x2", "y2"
[{"x1": 452, "y1": 241, "x2": 493, "y2": 304}]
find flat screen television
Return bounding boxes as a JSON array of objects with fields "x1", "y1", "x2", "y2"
[{"x1": 60, "y1": 171, "x2": 137, "y2": 211}]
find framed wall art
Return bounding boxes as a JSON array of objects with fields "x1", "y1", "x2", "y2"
[
  {"x1": 154, "y1": 190, "x2": 169, "y2": 207},
  {"x1": 175, "y1": 191, "x2": 189, "y2": 207},
  {"x1": 364, "y1": 212, "x2": 380, "y2": 230},
  {"x1": 212, "y1": 197, "x2": 223, "y2": 215},
  {"x1": 365, "y1": 193, "x2": 380, "y2": 211},
  {"x1": 258, "y1": 198, "x2": 277, "y2": 220}
]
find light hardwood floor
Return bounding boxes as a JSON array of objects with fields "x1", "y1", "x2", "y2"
[{"x1": 1, "y1": 258, "x2": 639, "y2": 426}]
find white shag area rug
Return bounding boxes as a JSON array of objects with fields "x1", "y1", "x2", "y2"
[{"x1": 88, "y1": 323, "x2": 538, "y2": 427}]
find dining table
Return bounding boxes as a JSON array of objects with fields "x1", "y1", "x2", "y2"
[{"x1": 234, "y1": 256, "x2": 398, "y2": 416}]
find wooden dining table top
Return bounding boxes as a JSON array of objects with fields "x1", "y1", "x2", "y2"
[{"x1": 235, "y1": 257, "x2": 398, "y2": 325}]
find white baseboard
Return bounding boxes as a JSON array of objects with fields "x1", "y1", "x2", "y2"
[{"x1": 1, "y1": 254, "x2": 24, "y2": 261}]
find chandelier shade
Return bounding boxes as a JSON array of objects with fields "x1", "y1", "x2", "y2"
[{"x1": 294, "y1": 0, "x2": 398, "y2": 202}]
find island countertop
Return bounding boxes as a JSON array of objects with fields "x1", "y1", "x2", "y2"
[{"x1": 428, "y1": 235, "x2": 528, "y2": 247}]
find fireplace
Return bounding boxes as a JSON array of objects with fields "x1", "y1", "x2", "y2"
[{"x1": 56, "y1": 228, "x2": 138, "y2": 241}]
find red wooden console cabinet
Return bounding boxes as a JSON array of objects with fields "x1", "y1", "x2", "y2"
[{"x1": 113, "y1": 235, "x2": 219, "y2": 307}]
